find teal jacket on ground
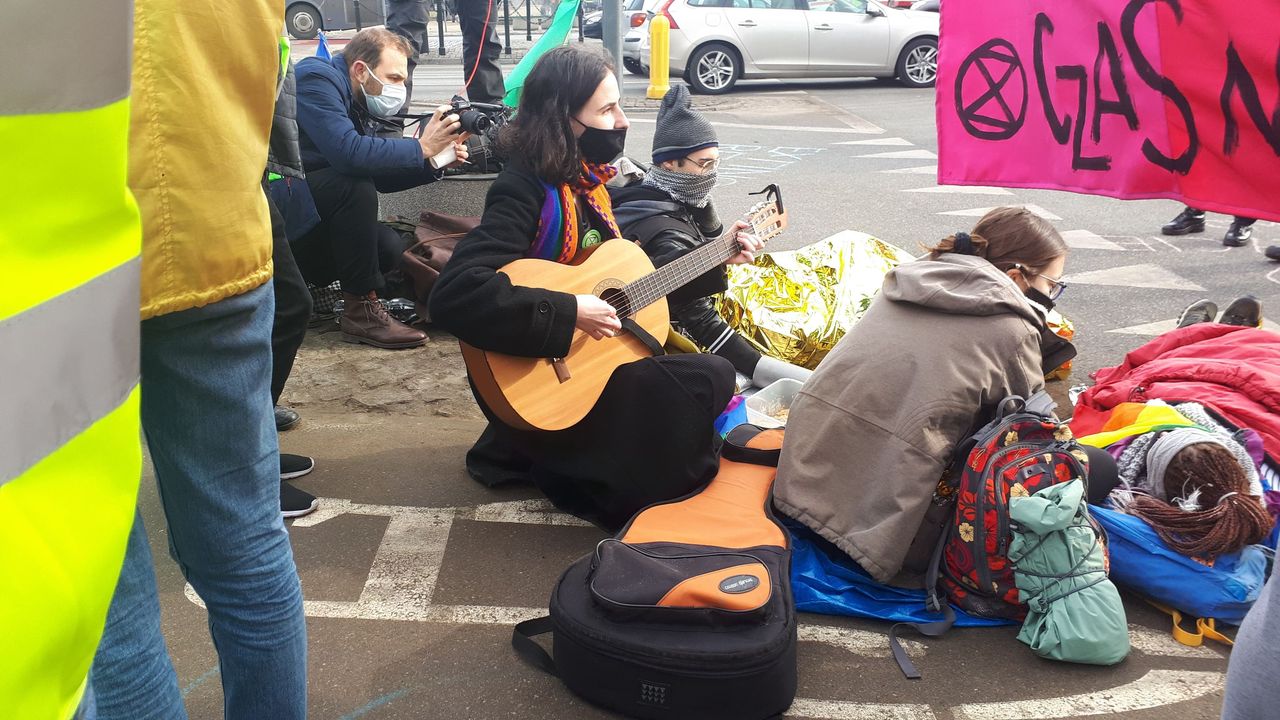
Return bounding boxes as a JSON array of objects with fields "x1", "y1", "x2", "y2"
[{"x1": 1008, "y1": 480, "x2": 1130, "y2": 665}]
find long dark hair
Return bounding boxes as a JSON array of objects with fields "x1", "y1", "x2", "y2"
[{"x1": 499, "y1": 45, "x2": 613, "y2": 184}]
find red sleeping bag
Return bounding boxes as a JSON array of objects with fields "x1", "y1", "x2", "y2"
[{"x1": 1070, "y1": 324, "x2": 1280, "y2": 461}]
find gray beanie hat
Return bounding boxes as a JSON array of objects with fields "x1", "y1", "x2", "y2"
[
  {"x1": 652, "y1": 85, "x2": 718, "y2": 163},
  {"x1": 1144, "y1": 428, "x2": 1228, "y2": 502}
]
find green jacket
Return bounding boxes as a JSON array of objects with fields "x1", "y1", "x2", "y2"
[{"x1": 1008, "y1": 479, "x2": 1130, "y2": 665}]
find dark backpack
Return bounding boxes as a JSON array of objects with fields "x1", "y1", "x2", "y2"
[
  {"x1": 892, "y1": 392, "x2": 1097, "y2": 677},
  {"x1": 511, "y1": 425, "x2": 797, "y2": 720}
]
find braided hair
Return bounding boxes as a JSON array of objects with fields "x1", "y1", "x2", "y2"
[{"x1": 1127, "y1": 442, "x2": 1274, "y2": 559}]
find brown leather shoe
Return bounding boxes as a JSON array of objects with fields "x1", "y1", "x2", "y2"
[{"x1": 339, "y1": 292, "x2": 427, "y2": 349}]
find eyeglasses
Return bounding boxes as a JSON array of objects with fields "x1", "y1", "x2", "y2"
[
  {"x1": 682, "y1": 156, "x2": 720, "y2": 171},
  {"x1": 1014, "y1": 264, "x2": 1068, "y2": 301}
]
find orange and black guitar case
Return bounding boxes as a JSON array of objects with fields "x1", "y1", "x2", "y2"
[{"x1": 512, "y1": 425, "x2": 797, "y2": 719}]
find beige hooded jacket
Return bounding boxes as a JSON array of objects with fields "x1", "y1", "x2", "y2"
[{"x1": 774, "y1": 253, "x2": 1047, "y2": 585}]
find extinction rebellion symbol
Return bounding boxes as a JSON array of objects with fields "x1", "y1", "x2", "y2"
[{"x1": 955, "y1": 39, "x2": 1028, "y2": 140}]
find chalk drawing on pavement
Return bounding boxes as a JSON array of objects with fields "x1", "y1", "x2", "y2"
[{"x1": 716, "y1": 145, "x2": 826, "y2": 187}]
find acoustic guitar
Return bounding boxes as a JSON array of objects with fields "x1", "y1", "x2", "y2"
[{"x1": 460, "y1": 184, "x2": 788, "y2": 432}]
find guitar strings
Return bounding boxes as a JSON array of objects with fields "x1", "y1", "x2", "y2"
[{"x1": 608, "y1": 205, "x2": 782, "y2": 319}]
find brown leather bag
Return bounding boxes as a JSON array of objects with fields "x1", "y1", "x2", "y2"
[{"x1": 398, "y1": 210, "x2": 479, "y2": 323}]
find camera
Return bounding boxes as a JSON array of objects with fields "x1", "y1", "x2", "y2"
[
  {"x1": 448, "y1": 95, "x2": 509, "y2": 136},
  {"x1": 400, "y1": 96, "x2": 512, "y2": 174}
]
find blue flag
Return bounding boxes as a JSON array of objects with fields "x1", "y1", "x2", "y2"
[{"x1": 316, "y1": 31, "x2": 332, "y2": 60}]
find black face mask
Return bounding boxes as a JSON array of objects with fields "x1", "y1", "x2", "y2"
[
  {"x1": 576, "y1": 123, "x2": 627, "y2": 164},
  {"x1": 1024, "y1": 286, "x2": 1056, "y2": 313},
  {"x1": 1024, "y1": 286, "x2": 1075, "y2": 374}
]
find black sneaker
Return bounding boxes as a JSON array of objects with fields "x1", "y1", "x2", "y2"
[
  {"x1": 281, "y1": 453, "x2": 315, "y2": 481},
  {"x1": 1223, "y1": 221, "x2": 1254, "y2": 247},
  {"x1": 1267, "y1": 245, "x2": 1280, "y2": 262},
  {"x1": 275, "y1": 405, "x2": 300, "y2": 432},
  {"x1": 281, "y1": 483, "x2": 318, "y2": 519},
  {"x1": 1220, "y1": 295, "x2": 1262, "y2": 328},
  {"x1": 1176, "y1": 299, "x2": 1217, "y2": 328},
  {"x1": 1161, "y1": 207, "x2": 1206, "y2": 236}
]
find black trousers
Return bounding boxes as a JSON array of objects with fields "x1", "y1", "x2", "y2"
[
  {"x1": 386, "y1": 0, "x2": 428, "y2": 103},
  {"x1": 458, "y1": 0, "x2": 506, "y2": 105},
  {"x1": 1187, "y1": 206, "x2": 1256, "y2": 227},
  {"x1": 468, "y1": 353, "x2": 736, "y2": 532},
  {"x1": 265, "y1": 183, "x2": 313, "y2": 406},
  {"x1": 291, "y1": 168, "x2": 404, "y2": 296}
]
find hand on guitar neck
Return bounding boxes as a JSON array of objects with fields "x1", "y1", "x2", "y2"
[{"x1": 724, "y1": 220, "x2": 765, "y2": 266}]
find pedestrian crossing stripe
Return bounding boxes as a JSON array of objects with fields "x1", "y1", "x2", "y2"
[
  {"x1": 1109, "y1": 317, "x2": 1280, "y2": 335},
  {"x1": 853, "y1": 149, "x2": 938, "y2": 160},
  {"x1": 1068, "y1": 263, "x2": 1205, "y2": 291},
  {"x1": 835, "y1": 137, "x2": 914, "y2": 146},
  {"x1": 904, "y1": 186, "x2": 1013, "y2": 195},
  {"x1": 1061, "y1": 230, "x2": 1126, "y2": 251},
  {"x1": 880, "y1": 164, "x2": 938, "y2": 175},
  {"x1": 937, "y1": 205, "x2": 1062, "y2": 221}
]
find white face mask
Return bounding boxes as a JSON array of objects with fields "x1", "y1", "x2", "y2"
[{"x1": 359, "y1": 64, "x2": 406, "y2": 117}]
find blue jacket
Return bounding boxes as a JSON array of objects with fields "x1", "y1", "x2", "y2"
[{"x1": 295, "y1": 52, "x2": 440, "y2": 192}]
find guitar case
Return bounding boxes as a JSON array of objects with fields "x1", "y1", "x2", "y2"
[{"x1": 512, "y1": 425, "x2": 797, "y2": 720}]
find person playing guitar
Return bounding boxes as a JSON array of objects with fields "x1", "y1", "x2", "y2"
[{"x1": 429, "y1": 45, "x2": 762, "y2": 531}]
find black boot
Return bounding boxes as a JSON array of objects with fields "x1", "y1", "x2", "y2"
[
  {"x1": 1223, "y1": 218, "x2": 1255, "y2": 247},
  {"x1": 1266, "y1": 245, "x2": 1280, "y2": 262},
  {"x1": 1161, "y1": 207, "x2": 1205, "y2": 236}
]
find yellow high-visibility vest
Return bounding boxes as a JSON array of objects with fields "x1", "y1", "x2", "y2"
[{"x1": 0, "y1": 1, "x2": 143, "y2": 718}]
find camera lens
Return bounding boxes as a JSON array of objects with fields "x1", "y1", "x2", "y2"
[{"x1": 459, "y1": 109, "x2": 493, "y2": 135}]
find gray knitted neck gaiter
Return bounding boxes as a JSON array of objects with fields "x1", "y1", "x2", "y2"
[{"x1": 643, "y1": 166, "x2": 718, "y2": 209}]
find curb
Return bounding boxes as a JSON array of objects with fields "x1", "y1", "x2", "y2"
[
  {"x1": 415, "y1": 54, "x2": 529, "y2": 66},
  {"x1": 621, "y1": 95, "x2": 746, "y2": 112}
]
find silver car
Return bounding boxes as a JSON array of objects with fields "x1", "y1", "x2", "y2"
[{"x1": 624, "y1": 0, "x2": 939, "y2": 94}]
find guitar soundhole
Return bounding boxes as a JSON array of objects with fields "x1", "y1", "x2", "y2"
[{"x1": 597, "y1": 287, "x2": 631, "y2": 319}]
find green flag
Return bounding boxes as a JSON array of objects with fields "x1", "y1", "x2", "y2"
[{"x1": 502, "y1": 0, "x2": 584, "y2": 108}]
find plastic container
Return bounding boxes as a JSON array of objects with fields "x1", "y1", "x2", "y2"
[{"x1": 745, "y1": 378, "x2": 804, "y2": 428}]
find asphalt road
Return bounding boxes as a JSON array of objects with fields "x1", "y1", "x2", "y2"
[{"x1": 143, "y1": 60, "x2": 1278, "y2": 719}]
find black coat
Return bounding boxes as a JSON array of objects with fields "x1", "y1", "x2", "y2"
[
  {"x1": 431, "y1": 164, "x2": 734, "y2": 359},
  {"x1": 267, "y1": 60, "x2": 304, "y2": 180},
  {"x1": 438, "y1": 165, "x2": 736, "y2": 531},
  {"x1": 430, "y1": 162, "x2": 584, "y2": 358}
]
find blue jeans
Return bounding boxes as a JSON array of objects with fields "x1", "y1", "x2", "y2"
[{"x1": 90, "y1": 283, "x2": 307, "y2": 719}]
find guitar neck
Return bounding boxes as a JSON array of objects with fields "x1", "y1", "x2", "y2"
[{"x1": 619, "y1": 199, "x2": 786, "y2": 317}]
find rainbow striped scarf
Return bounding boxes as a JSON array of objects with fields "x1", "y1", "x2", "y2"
[{"x1": 527, "y1": 162, "x2": 622, "y2": 264}]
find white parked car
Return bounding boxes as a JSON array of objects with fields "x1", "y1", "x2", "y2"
[
  {"x1": 623, "y1": 0, "x2": 939, "y2": 93},
  {"x1": 622, "y1": 0, "x2": 665, "y2": 75}
]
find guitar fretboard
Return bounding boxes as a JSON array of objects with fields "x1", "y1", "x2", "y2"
[{"x1": 613, "y1": 203, "x2": 785, "y2": 319}]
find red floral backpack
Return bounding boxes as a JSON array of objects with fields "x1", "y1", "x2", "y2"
[
  {"x1": 935, "y1": 394, "x2": 1096, "y2": 620},
  {"x1": 891, "y1": 393, "x2": 1098, "y2": 678}
]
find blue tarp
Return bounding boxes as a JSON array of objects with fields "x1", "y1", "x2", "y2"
[
  {"x1": 787, "y1": 522, "x2": 1014, "y2": 627},
  {"x1": 1092, "y1": 505, "x2": 1271, "y2": 624}
]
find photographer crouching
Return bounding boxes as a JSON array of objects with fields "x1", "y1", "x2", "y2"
[{"x1": 295, "y1": 28, "x2": 469, "y2": 349}]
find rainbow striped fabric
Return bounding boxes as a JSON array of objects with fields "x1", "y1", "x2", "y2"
[{"x1": 528, "y1": 162, "x2": 622, "y2": 265}]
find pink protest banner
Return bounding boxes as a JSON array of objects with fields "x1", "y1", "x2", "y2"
[{"x1": 937, "y1": 0, "x2": 1280, "y2": 223}]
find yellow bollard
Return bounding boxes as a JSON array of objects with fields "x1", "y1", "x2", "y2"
[{"x1": 646, "y1": 15, "x2": 671, "y2": 100}]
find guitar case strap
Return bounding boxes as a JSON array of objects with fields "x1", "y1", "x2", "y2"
[{"x1": 620, "y1": 317, "x2": 666, "y2": 357}]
